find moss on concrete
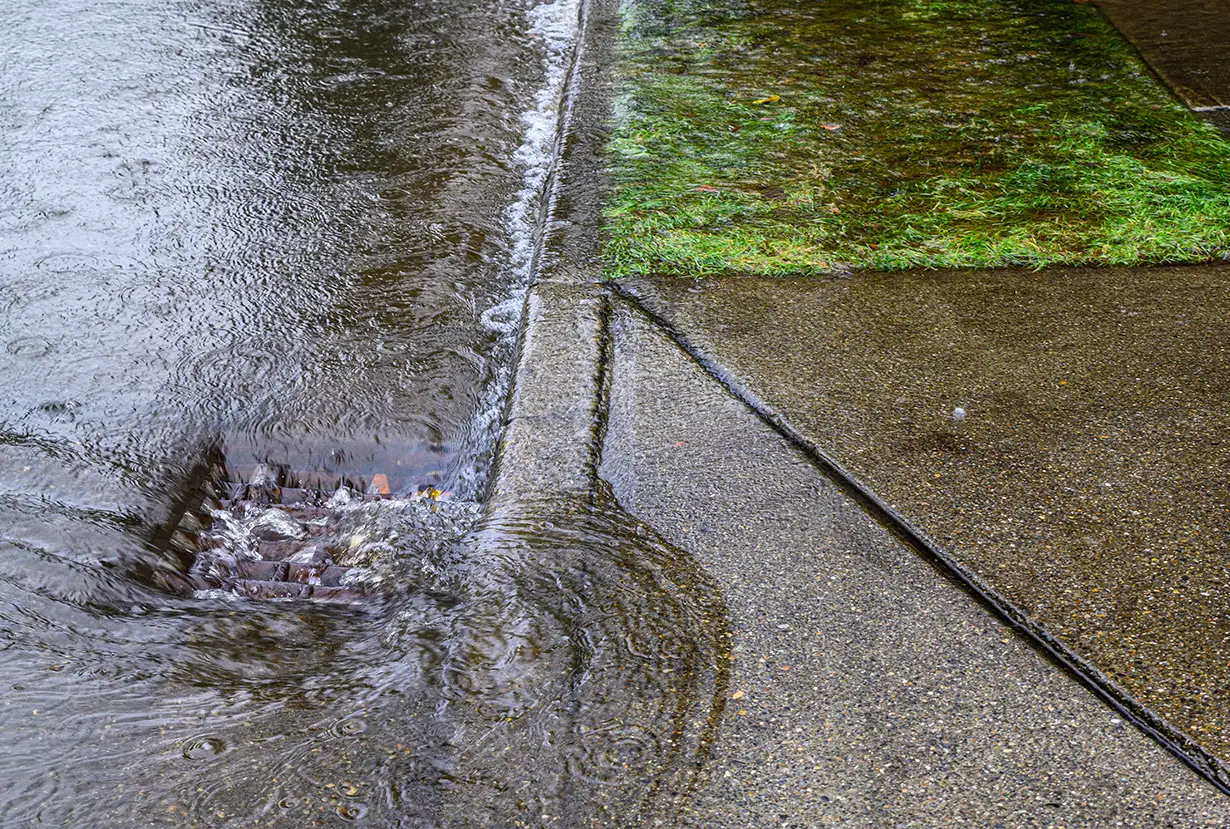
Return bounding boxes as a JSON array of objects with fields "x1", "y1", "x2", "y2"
[{"x1": 604, "y1": 0, "x2": 1230, "y2": 276}]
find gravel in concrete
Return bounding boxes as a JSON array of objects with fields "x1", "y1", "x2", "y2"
[{"x1": 599, "y1": 300, "x2": 1230, "y2": 826}]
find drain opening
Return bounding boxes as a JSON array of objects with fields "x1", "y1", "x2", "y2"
[{"x1": 143, "y1": 455, "x2": 460, "y2": 604}]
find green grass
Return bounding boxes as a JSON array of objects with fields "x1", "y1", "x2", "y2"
[{"x1": 604, "y1": 0, "x2": 1230, "y2": 276}]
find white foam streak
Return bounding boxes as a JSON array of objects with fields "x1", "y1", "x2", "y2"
[
  {"x1": 505, "y1": 0, "x2": 582, "y2": 285},
  {"x1": 462, "y1": 0, "x2": 582, "y2": 498}
]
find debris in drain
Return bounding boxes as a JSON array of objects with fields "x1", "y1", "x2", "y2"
[
  {"x1": 194, "y1": 482, "x2": 376, "y2": 603},
  {"x1": 369, "y1": 473, "x2": 391, "y2": 496},
  {"x1": 144, "y1": 455, "x2": 475, "y2": 605}
]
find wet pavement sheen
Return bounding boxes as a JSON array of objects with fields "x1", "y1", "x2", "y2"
[
  {"x1": 6, "y1": 0, "x2": 1230, "y2": 820},
  {"x1": 1096, "y1": 0, "x2": 1230, "y2": 112},
  {"x1": 599, "y1": 299, "x2": 1230, "y2": 825},
  {"x1": 1, "y1": 0, "x2": 542, "y2": 500},
  {"x1": 626, "y1": 263, "x2": 1230, "y2": 762},
  {"x1": 0, "y1": 0, "x2": 720, "y2": 823}
]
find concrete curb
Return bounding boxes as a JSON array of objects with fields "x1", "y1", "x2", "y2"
[
  {"x1": 487, "y1": 0, "x2": 618, "y2": 505},
  {"x1": 490, "y1": 282, "x2": 606, "y2": 501}
]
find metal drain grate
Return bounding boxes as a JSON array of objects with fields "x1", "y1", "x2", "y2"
[{"x1": 192, "y1": 477, "x2": 396, "y2": 604}]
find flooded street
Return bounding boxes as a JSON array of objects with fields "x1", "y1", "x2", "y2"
[
  {"x1": 0, "y1": 0, "x2": 727, "y2": 824},
  {"x1": 8, "y1": 0, "x2": 1229, "y2": 821},
  {"x1": 2, "y1": 0, "x2": 558, "y2": 498}
]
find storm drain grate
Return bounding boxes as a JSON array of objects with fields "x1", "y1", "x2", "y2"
[{"x1": 190, "y1": 475, "x2": 397, "y2": 604}]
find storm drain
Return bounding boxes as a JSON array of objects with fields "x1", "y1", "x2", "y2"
[
  {"x1": 144, "y1": 453, "x2": 472, "y2": 605},
  {"x1": 191, "y1": 475, "x2": 386, "y2": 603}
]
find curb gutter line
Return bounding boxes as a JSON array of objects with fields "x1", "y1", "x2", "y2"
[{"x1": 488, "y1": 0, "x2": 616, "y2": 505}]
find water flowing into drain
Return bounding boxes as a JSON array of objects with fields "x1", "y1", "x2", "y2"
[
  {"x1": 0, "y1": 0, "x2": 733, "y2": 821},
  {"x1": 179, "y1": 0, "x2": 585, "y2": 602},
  {"x1": 3, "y1": 493, "x2": 729, "y2": 826},
  {"x1": 0, "y1": 0, "x2": 734, "y2": 822},
  {"x1": 231, "y1": 498, "x2": 727, "y2": 827}
]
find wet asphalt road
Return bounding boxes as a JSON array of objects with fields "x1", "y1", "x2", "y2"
[
  {"x1": 1, "y1": 0, "x2": 543, "y2": 505},
  {"x1": 0, "y1": 0, "x2": 582, "y2": 822}
]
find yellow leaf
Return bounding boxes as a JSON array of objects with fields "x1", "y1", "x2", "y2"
[{"x1": 751, "y1": 94, "x2": 780, "y2": 105}]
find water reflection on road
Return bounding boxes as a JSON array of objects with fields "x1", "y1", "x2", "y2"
[
  {"x1": 1, "y1": 495, "x2": 728, "y2": 826},
  {"x1": 0, "y1": 0, "x2": 729, "y2": 823},
  {"x1": 2, "y1": 0, "x2": 541, "y2": 498}
]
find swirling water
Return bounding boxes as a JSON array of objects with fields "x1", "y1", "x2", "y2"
[
  {"x1": 1, "y1": 494, "x2": 728, "y2": 826},
  {"x1": 0, "y1": 0, "x2": 728, "y2": 824}
]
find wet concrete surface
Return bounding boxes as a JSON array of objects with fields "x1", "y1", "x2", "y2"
[
  {"x1": 597, "y1": 301, "x2": 1230, "y2": 825},
  {"x1": 491, "y1": 282, "x2": 606, "y2": 501},
  {"x1": 623, "y1": 263, "x2": 1230, "y2": 769},
  {"x1": 1096, "y1": 0, "x2": 1230, "y2": 111}
]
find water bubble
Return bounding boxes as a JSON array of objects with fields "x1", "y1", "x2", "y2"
[
  {"x1": 5, "y1": 337, "x2": 52, "y2": 358},
  {"x1": 373, "y1": 338, "x2": 409, "y2": 355},
  {"x1": 566, "y1": 723, "x2": 661, "y2": 784},
  {"x1": 180, "y1": 735, "x2": 226, "y2": 761},
  {"x1": 336, "y1": 803, "x2": 368, "y2": 821},
  {"x1": 328, "y1": 717, "x2": 368, "y2": 738},
  {"x1": 479, "y1": 298, "x2": 521, "y2": 334},
  {"x1": 32, "y1": 252, "x2": 104, "y2": 272}
]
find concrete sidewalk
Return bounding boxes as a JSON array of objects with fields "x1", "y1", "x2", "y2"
[
  {"x1": 483, "y1": 0, "x2": 1230, "y2": 818},
  {"x1": 619, "y1": 264, "x2": 1230, "y2": 777},
  {"x1": 1096, "y1": 0, "x2": 1230, "y2": 132},
  {"x1": 597, "y1": 299, "x2": 1230, "y2": 826},
  {"x1": 491, "y1": 278, "x2": 1230, "y2": 824}
]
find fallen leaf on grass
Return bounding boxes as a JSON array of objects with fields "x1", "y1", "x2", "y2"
[{"x1": 751, "y1": 94, "x2": 780, "y2": 105}]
